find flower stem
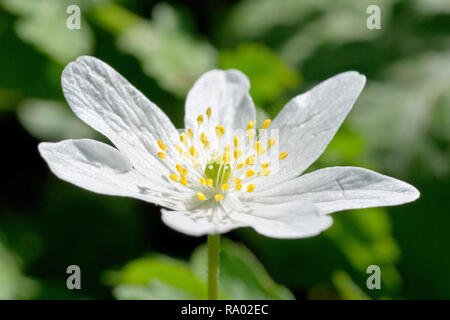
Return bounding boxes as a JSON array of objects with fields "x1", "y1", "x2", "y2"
[{"x1": 207, "y1": 234, "x2": 220, "y2": 300}]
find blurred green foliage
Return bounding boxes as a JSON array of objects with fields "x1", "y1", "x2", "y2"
[{"x1": 0, "y1": 0, "x2": 449, "y2": 300}]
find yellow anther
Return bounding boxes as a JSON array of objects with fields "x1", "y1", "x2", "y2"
[
  {"x1": 261, "y1": 162, "x2": 269, "y2": 169},
  {"x1": 221, "y1": 183, "x2": 229, "y2": 191},
  {"x1": 262, "y1": 119, "x2": 272, "y2": 129},
  {"x1": 235, "y1": 184, "x2": 242, "y2": 191},
  {"x1": 175, "y1": 145, "x2": 183, "y2": 153},
  {"x1": 200, "y1": 177, "x2": 206, "y2": 185},
  {"x1": 157, "y1": 152, "x2": 165, "y2": 159},
  {"x1": 234, "y1": 178, "x2": 242, "y2": 185},
  {"x1": 200, "y1": 132, "x2": 208, "y2": 144},
  {"x1": 214, "y1": 194, "x2": 223, "y2": 202},
  {"x1": 279, "y1": 152, "x2": 288, "y2": 160},
  {"x1": 207, "y1": 178, "x2": 213, "y2": 187},
  {"x1": 247, "y1": 129, "x2": 255, "y2": 141},
  {"x1": 197, "y1": 115, "x2": 204, "y2": 124},
  {"x1": 157, "y1": 139, "x2": 167, "y2": 150},
  {"x1": 179, "y1": 133, "x2": 187, "y2": 144},
  {"x1": 247, "y1": 120, "x2": 255, "y2": 130},
  {"x1": 197, "y1": 192, "x2": 207, "y2": 201},
  {"x1": 222, "y1": 152, "x2": 232, "y2": 163},
  {"x1": 234, "y1": 148, "x2": 243, "y2": 159},
  {"x1": 224, "y1": 145, "x2": 231, "y2": 153},
  {"x1": 245, "y1": 170, "x2": 255, "y2": 178},
  {"x1": 246, "y1": 184, "x2": 255, "y2": 192},
  {"x1": 175, "y1": 164, "x2": 182, "y2": 173},
  {"x1": 237, "y1": 162, "x2": 244, "y2": 169},
  {"x1": 234, "y1": 136, "x2": 239, "y2": 147},
  {"x1": 259, "y1": 168, "x2": 271, "y2": 176},
  {"x1": 268, "y1": 138, "x2": 276, "y2": 149},
  {"x1": 169, "y1": 174, "x2": 178, "y2": 182},
  {"x1": 206, "y1": 107, "x2": 212, "y2": 118},
  {"x1": 245, "y1": 156, "x2": 256, "y2": 166},
  {"x1": 183, "y1": 151, "x2": 189, "y2": 160},
  {"x1": 215, "y1": 125, "x2": 225, "y2": 137},
  {"x1": 187, "y1": 128, "x2": 194, "y2": 139},
  {"x1": 189, "y1": 146, "x2": 197, "y2": 157},
  {"x1": 182, "y1": 168, "x2": 188, "y2": 176},
  {"x1": 254, "y1": 141, "x2": 263, "y2": 154},
  {"x1": 180, "y1": 177, "x2": 189, "y2": 186}
]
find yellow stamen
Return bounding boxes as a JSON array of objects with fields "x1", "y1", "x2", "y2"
[
  {"x1": 200, "y1": 132, "x2": 208, "y2": 144},
  {"x1": 259, "y1": 168, "x2": 271, "y2": 176},
  {"x1": 279, "y1": 152, "x2": 288, "y2": 160},
  {"x1": 222, "y1": 152, "x2": 232, "y2": 163},
  {"x1": 245, "y1": 170, "x2": 255, "y2": 177},
  {"x1": 180, "y1": 133, "x2": 187, "y2": 144},
  {"x1": 207, "y1": 178, "x2": 213, "y2": 187},
  {"x1": 157, "y1": 152, "x2": 165, "y2": 159},
  {"x1": 157, "y1": 139, "x2": 167, "y2": 150},
  {"x1": 215, "y1": 125, "x2": 225, "y2": 137},
  {"x1": 247, "y1": 120, "x2": 255, "y2": 130},
  {"x1": 182, "y1": 168, "x2": 188, "y2": 176},
  {"x1": 214, "y1": 194, "x2": 223, "y2": 202},
  {"x1": 247, "y1": 129, "x2": 255, "y2": 141},
  {"x1": 187, "y1": 128, "x2": 193, "y2": 139},
  {"x1": 206, "y1": 107, "x2": 212, "y2": 118},
  {"x1": 234, "y1": 148, "x2": 243, "y2": 159},
  {"x1": 180, "y1": 177, "x2": 188, "y2": 186},
  {"x1": 197, "y1": 192, "x2": 207, "y2": 201},
  {"x1": 200, "y1": 177, "x2": 206, "y2": 185},
  {"x1": 261, "y1": 162, "x2": 269, "y2": 169},
  {"x1": 175, "y1": 145, "x2": 183, "y2": 153},
  {"x1": 169, "y1": 174, "x2": 178, "y2": 182},
  {"x1": 235, "y1": 184, "x2": 242, "y2": 191},
  {"x1": 246, "y1": 184, "x2": 255, "y2": 192},
  {"x1": 245, "y1": 156, "x2": 256, "y2": 166},
  {"x1": 237, "y1": 162, "x2": 244, "y2": 169},
  {"x1": 262, "y1": 119, "x2": 271, "y2": 129},
  {"x1": 268, "y1": 138, "x2": 276, "y2": 149},
  {"x1": 234, "y1": 136, "x2": 239, "y2": 147},
  {"x1": 197, "y1": 115, "x2": 204, "y2": 124},
  {"x1": 254, "y1": 141, "x2": 264, "y2": 154},
  {"x1": 221, "y1": 183, "x2": 229, "y2": 190},
  {"x1": 234, "y1": 178, "x2": 242, "y2": 185},
  {"x1": 189, "y1": 146, "x2": 197, "y2": 157}
]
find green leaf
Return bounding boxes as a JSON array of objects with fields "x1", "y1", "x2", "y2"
[
  {"x1": 0, "y1": 237, "x2": 38, "y2": 299},
  {"x1": 106, "y1": 255, "x2": 208, "y2": 300},
  {"x1": 116, "y1": 3, "x2": 217, "y2": 97},
  {"x1": 326, "y1": 208, "x2": 402, "y2": 293},
  {"x1": 219, "y1": 43, "x2": 300, "y2": 107},
  {"x1": 17, "y1": 99, "x2": 95, "y2": 141},
  {"x1": 190, "y1": 238, "x2": 294, "y2": 300},
  {"x1": 1, "y1": 0, "x2": 94, "y2": 64},
  {"x1": 331, "y1": 271, "x2": 370, "y2": 300},
  {"x1": 106, "y1": 238, "x2": 293, "y2": 300}
]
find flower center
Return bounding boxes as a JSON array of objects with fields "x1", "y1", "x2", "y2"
[
  {"x1": 154, "y1": 107, "x2": 289, "y2": 203},
  {"x1": 204, "y1": 163, "x2": 231, "y2": 187}
]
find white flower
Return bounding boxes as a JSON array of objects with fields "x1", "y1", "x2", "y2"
[{"x1": 38, "y1": 56, "x2": 419, "y2": 239}]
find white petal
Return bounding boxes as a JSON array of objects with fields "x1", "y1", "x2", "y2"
[
  {"x1": 184, "y1": 69, "x2": 256, "y2": 130},
  {"x1": 267, "y1": 72, "x2": 366, "y2": 186},
  {"x1": 161, "y1": 208, "x2": 247, "y2": 237},
  {"x1": 61, "y1": 56, "x2": 178, "y2": 178},
  {"x1": 38, "y1": 139, "x2": 183, "y2": 210},
  {"x1": 234, "y1": 201, "x2": 333, "y2": 239},
  {"x1": 253, "y1": 167, "x2": 420, "y2": 215}
]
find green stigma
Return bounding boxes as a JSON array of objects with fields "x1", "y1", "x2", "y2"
[{"x1": 204, "y1": 162, "x2": 231, "y2": 187}]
